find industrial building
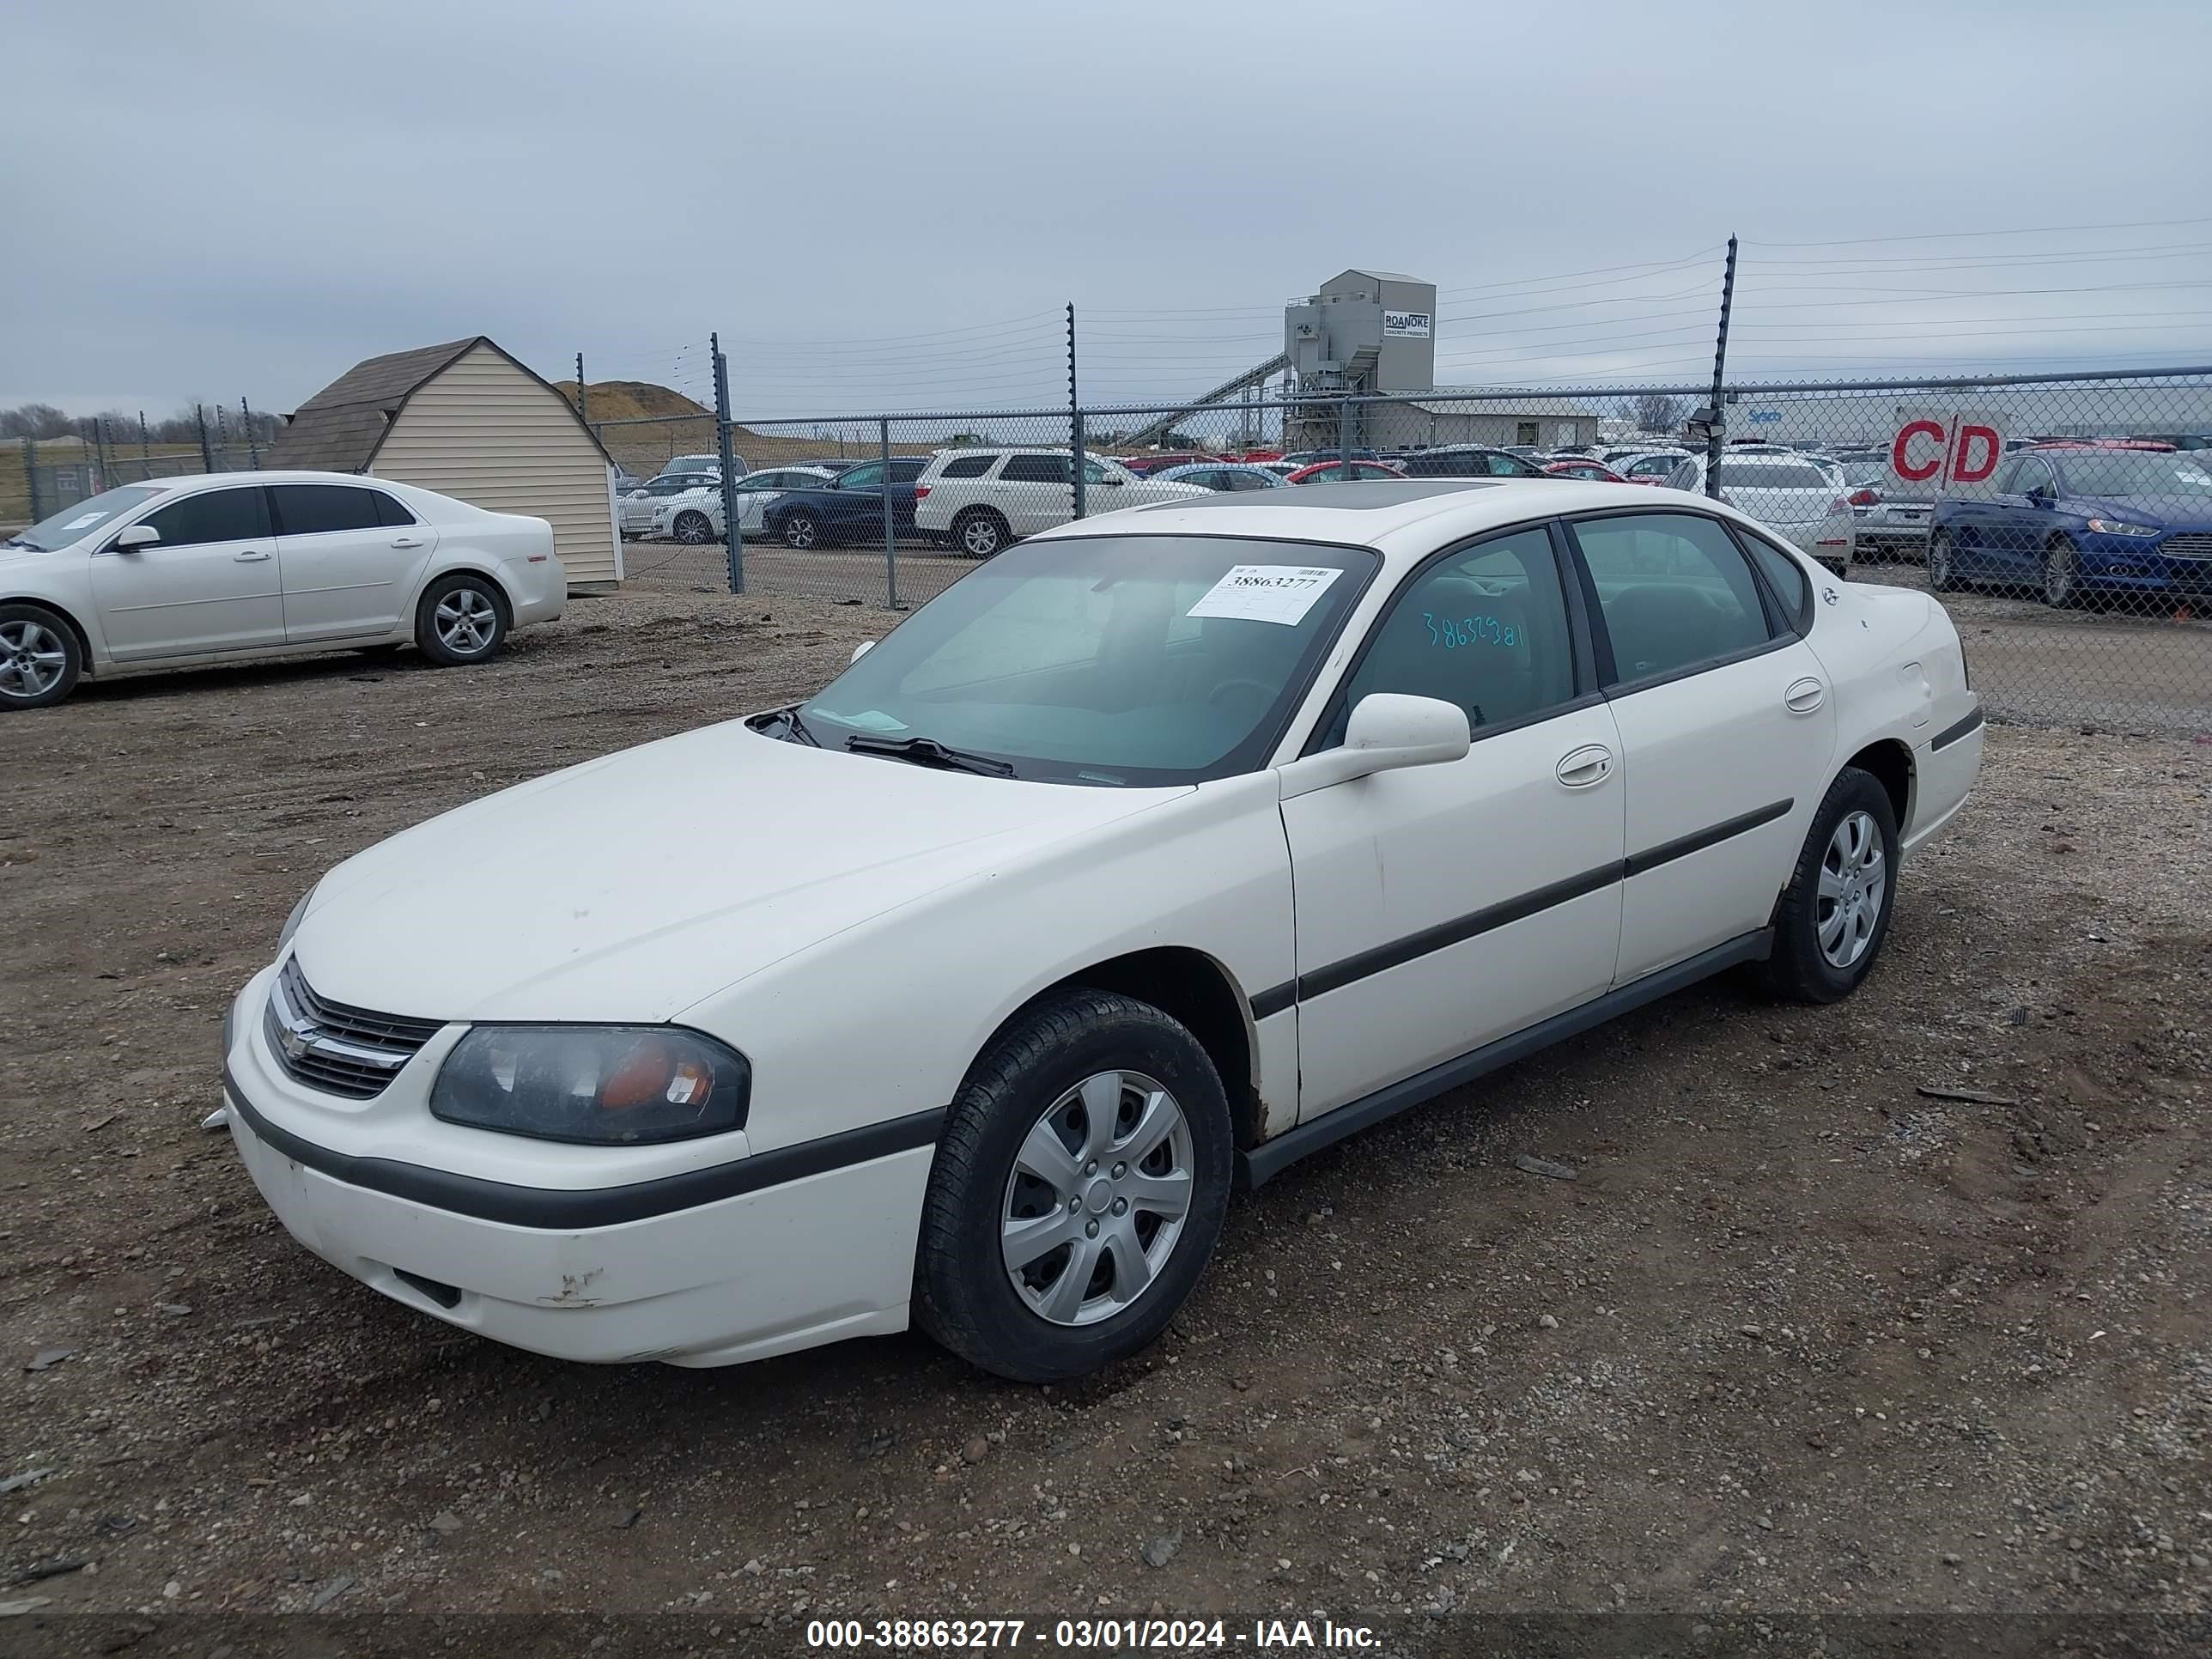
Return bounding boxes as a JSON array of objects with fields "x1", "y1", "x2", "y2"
[{"x1": 1129, "y1": 268, "x2": 1601, "y2": 453}]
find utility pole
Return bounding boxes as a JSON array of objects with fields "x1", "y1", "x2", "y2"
[
  {"x1": 1704, "y1": 234, "x2": 1738, "y2": 500},
  {"x1": 1067, "y1": 303, "x2": 1085, "y2": 521},
  {"x1": 575, "y1": 353, "x2": 588, "y2": 427}
]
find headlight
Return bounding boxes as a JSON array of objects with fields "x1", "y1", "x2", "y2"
[
  {"x1": 429, "y1": 1025, "x2": 750, "y2": 1145},
  {"x1": 2087, "y1": 518, "x2": 2160, "y2": 538},
  {"x1": 276, "y1": 886, "x2": 317, "y2": 951}
]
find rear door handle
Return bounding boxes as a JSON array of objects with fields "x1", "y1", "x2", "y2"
[
  {"x1": 234, "y1": 549, "x2": 271, "y2": 562},
  {"x1": 1784, "y1": 676, "x2": 1826, "y2": 714},
  {"x1": 1555, "y1": 744, "x2": 1613, "y2": 788},
  {"x1": 390, "y1": 537, "x2": 424, "y2": 548}
]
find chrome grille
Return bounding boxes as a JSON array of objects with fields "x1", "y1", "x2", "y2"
[
  {"x1": 264, "y1": 957, "x2": 443, "y2": 1099},
  {"x1": 2162, "y1": 532, "x2": 2212, "y2": 560}
]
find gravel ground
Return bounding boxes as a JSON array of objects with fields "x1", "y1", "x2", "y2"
[{"x1": 0, "y1": 583, "x2": 2206, "y2": 1647}]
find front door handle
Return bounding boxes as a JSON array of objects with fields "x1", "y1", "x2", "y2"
[
  {"x1": 1784, "y1": 676, "x2": 1826, "y2": 714},
  {"x1": 1555, "y1": 744, "x2": 1613, "y2": 788},
  {"x1": 390, "y1": 537, "x2": 424, "y2": 549},
  {"x1": 234, "y1": 549, "x2": 272, "y2": 562}
]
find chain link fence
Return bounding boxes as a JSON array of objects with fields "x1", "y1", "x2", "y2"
[{"x1": 602, "y1": 369, "x2": 2208, "y2": 732}]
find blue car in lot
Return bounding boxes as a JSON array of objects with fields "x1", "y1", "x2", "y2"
[
  {"x1": 1929, "y1": 442, "x2": 2212, "y2": 609},
  {"x1": 757, "y1": 456, "x2": 934, "y2": 550}
]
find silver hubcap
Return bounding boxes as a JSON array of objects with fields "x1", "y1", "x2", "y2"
[
  {"x1": 2046, "y1": 545, "x2": 2073, "y2": 603},
  {"x1": 787, "y1": 518, "x2": 815, "y2": 548},
  {"x1": 1000, "y1": 1069, "x2": 1194, "y2": 1328},
  {"x1": 677, "y1": 514, "x2": 708, "y2": 544},
  {"x1": 0, "y1": 619, "x2": 67, "y2": 698},
  {"x1": 1929, "y1": 538, "x2": 1949, "y2": 581},
  {"x1": 1816, "y1": 809, "x2": 1887, "y2": 969},
  {"x1": 963, "y1": 518, "x2": 999, "y2": 556},
  {"x1": 434, "y1": 589, "x2": 496, "y2": 655}
]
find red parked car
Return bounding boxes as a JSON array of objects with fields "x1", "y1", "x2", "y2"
[
  {"x1": 1542, "y1": 459, "x2": 1630, "y2": 483},
  {"x1": 1284, "y1": 460, "x2": 1407, "y2": 484}
]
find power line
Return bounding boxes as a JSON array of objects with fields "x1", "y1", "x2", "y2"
[{"x1": 1744, "y1": 215, "x2": 2212, "y2": 249}]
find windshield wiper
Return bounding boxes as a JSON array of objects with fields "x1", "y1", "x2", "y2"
[
  {"x1": 3, "y1": 537, "x2": 36, "y2": 550},
  {"x1": 779, "y1": 704, "x2": 822, "y2": 746},
  {"x1": 844, "y1": 733, "x2": 1016, "y2": 778}
]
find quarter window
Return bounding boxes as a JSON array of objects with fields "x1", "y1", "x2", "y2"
[
  {"x1": 1733, "y1": 525, "x2": 1812, "y2": 629},
  {"x1": 139, "y1": 485, "x2": 269, "y2": 548},
  {"x1": 1573, "y1": 513, "x2": 1775, "y2": 684},
  {"x1": 1333, "y1": 527, "x2": 1577, "y2": 739},
  {"x1": 372, "y1": 490, "x2": 417, "y2": 527},
  {"x1": 269, "y1": 483, "x2": 383, "y2": 536}
]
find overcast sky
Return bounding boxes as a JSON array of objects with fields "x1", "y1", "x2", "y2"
[{"x1": 7, "y1": 0, "x2": 2209, "y2": 422}]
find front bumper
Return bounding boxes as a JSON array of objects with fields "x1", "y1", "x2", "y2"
[
  {"x1": 2080, "y1": 538, "x2": 2212, "y2": 593},
  {"x1": 220, "y1": 975, "x2": 928, "y2": 1367}
]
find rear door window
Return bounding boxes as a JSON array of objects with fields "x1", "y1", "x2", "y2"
[
  {"x1": 939, "y1": 453, "x2": 999, "y2": 479},
  {"x1": 1571, "y1": 512, "x2": 1778, "y2": 684},
  {"x1": 1000, "y1": 454, "x2": 1072, "y2": 484},
  {"x1": 269, "y1": 483, "x2": 385, "y2": 536}
]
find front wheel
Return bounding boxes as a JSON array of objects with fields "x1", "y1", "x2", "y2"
[
  {"x1": 414, "y1": 574, "x2": 508, "y2": 666},
  {"x1": 672, "y1": 511, "x2": 715, "y2": 545},
  {"x1": 1763, "y1": 767, "x2": 1900, "y2": 1004},
  {"x1": 1927, "y1": 531, "x2": 1960, "y2": 592},
  {"x1": 2043, "y1": 536, "x2": 2080, "y2": 609},
  {"x1": 0, "y1": 605, "x2": 82, "y2": 710},
  {"x1": 780, "y1": 511, "x2": 821, "y2": 550},
  {"x1": 915, "y1": 988, "x2": 1232, "y2": 1383}
]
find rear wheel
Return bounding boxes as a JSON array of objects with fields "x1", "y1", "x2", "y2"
[
  {"x1": 0, "y1": 605, "x2": 81, "y2": 710},
  {"x1": 1763, "y1": 767, "x2": 1900, "y2": 1004},
  {"x1": 1926, "y1": 531, "x2": 1961, "y2": 592},
  {"x1": 780, "y1": 512, "x2": 823, "y2": 550},
  {"x1": 414, "y1": 574, "x2": 507, "y2": 666},
  {"x1": 915, "y1": 988, "x2": 1232, "y2": 1383},
  {"x1": 953, "y1": 508, "x2": 1011, "y2": 559},
  {"x1": 2042, "y1": 536, "x2": 2080, "y2": 609}
]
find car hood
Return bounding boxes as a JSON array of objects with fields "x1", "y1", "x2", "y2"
[
  {"x1": 2071, "y1": 493, "x2": 2212, "y2": 530},
  {"x1": 290, "y1": 722, "x2": 1180, "y2": 1025}
]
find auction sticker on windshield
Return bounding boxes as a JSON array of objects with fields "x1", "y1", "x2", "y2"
[{"x1": 1185, "y1": 565, "x2": 1342, "y2": 626}]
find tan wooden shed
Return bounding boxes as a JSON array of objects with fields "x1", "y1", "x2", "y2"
[{"x1": 265, "y1": 337, "x2": 622, "y2": 590}]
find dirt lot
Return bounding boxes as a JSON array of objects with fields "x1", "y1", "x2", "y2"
[{"x1": 1, "y1": 583, "x2": 2208, "y2": 1645}]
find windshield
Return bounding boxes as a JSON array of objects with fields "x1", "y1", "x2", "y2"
[
  {"x1": 2051, "y1": 453, "x2": 2212, "y2": 497},
  {"x1": 799, "y1": 534, "x2": 1378, "y2": 786},
  {"x1": 8, "y1": 485, "x2": 165, "y2": 551}
]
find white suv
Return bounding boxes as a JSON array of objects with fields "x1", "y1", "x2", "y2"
[{"x1": 913, "y1": 449, "x2": 1209, "y2": 556}]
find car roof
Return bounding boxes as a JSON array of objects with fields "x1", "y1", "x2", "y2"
[
  {"x1": 107, "y1": 470, "x2": 422, "y2": 491},
  {"x1": 1030, "y1": 478, "x2": 1768, "y2": 562}
]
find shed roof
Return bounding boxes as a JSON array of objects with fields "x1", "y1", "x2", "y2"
[{"x1": 264, "y1": 336, "x2": 614, "y2": 472}]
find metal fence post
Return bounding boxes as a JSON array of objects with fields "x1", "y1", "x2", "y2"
[
  {"x1": 1067, "y1": 304, "x2": 1085, "y2": 521},
  {"x1": 24, "y1": 437, "x2": 40, "y2": 524},
  {"x1": 195, "y1": 404, "x2": 215, "y2": 473},
  {"x1": 93, "y1": 416, "x2": 109, "y2": 488},
  {"x1": 710, "y1": 333, "x2": 744, "y2": 595},
  {"x1": 879, "y1": 416, "x2": 900, "y2": 611},
  {"x1": 137, "y1": 410, "x2": 149, "y2": 460},
  {"x1": 575, "y1": 353, "x2": 588, "y2": 428},
  {"x1": 242, "y1": 397, "x2": 259, "y2": 469},
  {"x1": 1704, "y1": 234, "x2": 1738, "y2": 499},
  {"x1": 1337, "y1": 397, "x2": 1354, "y2": 479}
]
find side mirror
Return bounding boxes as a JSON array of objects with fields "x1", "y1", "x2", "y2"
[
  {"x1": 112, "y1": 524, "x2": 160, "y2": 551},
  {"x1": 1277, "y1": 694, "x2": 1472, "y2": 799},
  {"x1": 850, "y1": 640, "x2": 875, "y2": 664}
]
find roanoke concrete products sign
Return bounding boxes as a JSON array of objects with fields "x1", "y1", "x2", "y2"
[{"x1": 1382, "y1": 310, "x2": 1432, "y2": 338}]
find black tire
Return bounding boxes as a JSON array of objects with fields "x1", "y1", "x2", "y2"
[
  {"x1": 952, "y1": 507, "x2": 1011, "y2": 559},
  {"x1": 0, "y1": 602, "x2": 82, "y2": 710},
  {"x1": 1926, "y1": 531, "x2": 1960, "y2": 592},
  {"x1": 1763, "y1": 767, "x2": 1901, "y2": 1005},
  {"x1": 672, "y1": 511, "x2": 715, "y2": 546},
  {"x1": 2042, "y1": 535, "x2": 2080, "y2": 610},
  {"x1": 780, "y1": 511, "x2": 823, "y2": 550},
  {"x1": 915, "y1": 988, "x2": 1233, "y2": 1383},
  {"x1": 413, "y1": 574, "x2": 508, "y2": 667}
]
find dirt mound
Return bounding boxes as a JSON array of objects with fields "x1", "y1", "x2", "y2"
[{"x1": 552, "y1": 380, "x2": 709, "y2": 422}]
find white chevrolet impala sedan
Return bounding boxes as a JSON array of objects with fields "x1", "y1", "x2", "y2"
[{"x1": 220, "y1": 481, "x2": 1984, "y2": 1382}]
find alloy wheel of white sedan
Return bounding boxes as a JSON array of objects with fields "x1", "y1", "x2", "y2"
[{"x1": 0, "y1": 612, "x2": 76, "y2": 706}]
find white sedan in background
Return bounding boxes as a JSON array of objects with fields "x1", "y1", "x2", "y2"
[
  {"x1": 1, "y1": 472, "x2": 564, "y2": 709},
  {"x1": 648, "y1": 467, "x2": 844, "y2": 544},
  {"x1": 1664, "y1": 452, "x2": 1856, "y2": 574},
  {"x1": 220, "y1": 480, "x2": 1980, "y2": 1382}
]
